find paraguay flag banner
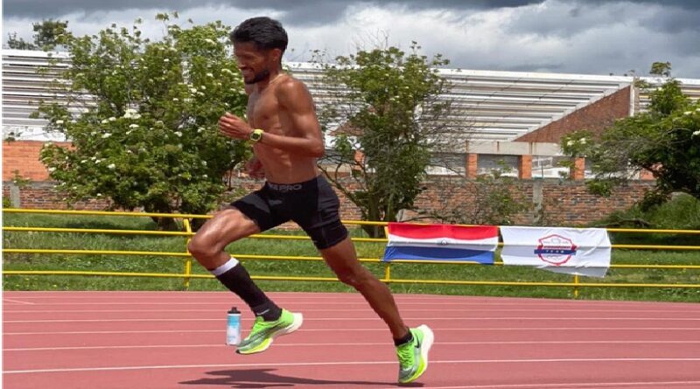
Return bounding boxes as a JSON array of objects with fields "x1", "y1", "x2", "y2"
[
  {"x1": 500, "y1": 226, "x2": 612, "y2": 278},
  {"x1": 382, "y1": 223, "x2": 498, "y2": 264}
]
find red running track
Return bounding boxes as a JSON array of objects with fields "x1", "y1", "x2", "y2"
[{"x1": 3, "y1": 291, "x2": 700, "y2": 389}]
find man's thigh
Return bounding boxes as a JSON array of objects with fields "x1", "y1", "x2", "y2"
[{"x1": 194, "y1": 207, "x2": 261, "y2": 250}]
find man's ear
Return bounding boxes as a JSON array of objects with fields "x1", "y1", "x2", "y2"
[{"x1": 270, "y1": 48, "x2": 283, "y2": 64}]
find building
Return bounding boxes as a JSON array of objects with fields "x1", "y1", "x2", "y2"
[{"x1": 3, "y1": 49, "x2": 699, "y2": 222}]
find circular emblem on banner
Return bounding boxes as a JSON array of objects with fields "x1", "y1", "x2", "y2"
[{"x1": 534, "y1": 234, "x2": 578, "y2": 265}]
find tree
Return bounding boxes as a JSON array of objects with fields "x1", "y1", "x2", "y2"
[
  {"x1": 312, "y1": 42, "x2": 453, "y2": 236},
  {"x1": 561, "y1": 62, "x2": 700, "y2": 207},
  {"x1": 37, "y1": 13, "x2": 249, "y2": 229},
  {"x1": 7, "y1": 32, "x2": 36, "y2": 50},
  {"x1": 7, "y1": 19, "x2": 70, "y2": 50}
]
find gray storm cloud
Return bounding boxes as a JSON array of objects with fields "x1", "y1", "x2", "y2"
[{"x1": 3, "y1": 0, "x2": 699, "y2": 77}]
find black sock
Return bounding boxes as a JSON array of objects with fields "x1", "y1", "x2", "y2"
[
  {"x1": 252, "y1": 301, "x2": 282, "y2": 321},
  {"x1": 394, "y1": 329, "x2": 413, "y2": 346},
  {"x1": 215, "y1": 264, "x2": 281, "y2": 321}
]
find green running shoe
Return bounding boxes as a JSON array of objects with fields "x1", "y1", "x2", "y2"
[
  {"x1": 236, "y1": 309, "x2": 303, "y2": 355},
  {"x1": 396, "y1": 325, "x2": 434, "y2": 384}
]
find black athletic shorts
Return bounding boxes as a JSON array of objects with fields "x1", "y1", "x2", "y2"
[{"x1": 231, "y1": 175, "x2": 349, "y2": 250}]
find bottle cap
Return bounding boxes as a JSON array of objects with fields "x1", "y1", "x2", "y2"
[{"x1": 228, "y1": 307, "x2": 240, "y2": 314}]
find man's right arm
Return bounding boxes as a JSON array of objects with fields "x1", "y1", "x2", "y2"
[
  {"x1": 218, "y1": 79, "x2": 324, "y2": 157},
  {"x1": 253, "y1": 79, "x2": 324, "y2": 158}
]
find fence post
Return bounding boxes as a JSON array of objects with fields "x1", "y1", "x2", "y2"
[
  {"x1": 381, "y1": 225, "x2": 391, "y2": 283},
  {"x1": 573, "y1": 275, "x2": 580, "y2": 298},
  {"x1": 182, "y1": 219, "x2": 194, "y2": 291}
]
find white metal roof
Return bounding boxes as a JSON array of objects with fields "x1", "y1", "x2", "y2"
[
  {"x1": 3, "y1": 50, "x2": 699, "y2": 143},
  {"x1": 288, "y1": 62, "x2": 699, "y2": 141}
]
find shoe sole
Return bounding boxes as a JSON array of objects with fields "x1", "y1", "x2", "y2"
[
  {"x1": 417, "y1": 324, "x2": 434, "y2": 375},
  {"x1": 400, "y1": 324, "x2": 434, "y2": 384},
  {"x1": 274, "y1": 312, "x2": 304, "y2": 339},
  {"x1": 237, "y1": 313, "x2": 304, "y2": 355}
]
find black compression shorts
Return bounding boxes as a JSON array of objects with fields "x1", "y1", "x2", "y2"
[{"x1": 231, "y1": 175, "x2": 349, "y2": 250}]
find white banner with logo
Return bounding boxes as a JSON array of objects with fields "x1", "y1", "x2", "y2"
[{"x1": 500, "y1": 226, "x2": 612, "y2": 278}]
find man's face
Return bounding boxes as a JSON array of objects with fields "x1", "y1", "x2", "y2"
[{"x1": 233, "y1": 42, "x2": 277, "y2": 85}]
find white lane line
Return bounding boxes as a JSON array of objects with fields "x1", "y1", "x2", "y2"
[
  {"x1": 4, "y1": 308, "x2": 697, "y2": 314},
  {"x1": 6, "y1": 296, "x2": 693, "y2": 307},
  {"x1": 2, "y1": 299, "x2": 36, "y2": 305},
  {"x1": 5, "y1": 316, "x2": 700, "y2": 323},
  {"x1": 8, "y1": 301, "x2": 697, "y2": 314},
  {"x1": 8, "y1": 297, "x2": 694, "y2": 306},
  {"x1": 380, "y1": 381, "x2": 700, "y2": 389},
  {"x1": 4, "y1": 344, "x2": 228, "y2": 351},
  {"x1": 4, "y1": 293, "x2": 689, "y2": 302},
  {"x1": 6, "y1": 294, "x2": 695, "y2": 310},
  {"x1": 5, "y1": 327, "x2": 700, "y2": 336},
  {"x1": 6, "y1": 357, "x2": 700, "y2": 374},
  {"x1": 6, "y1": 340, "x2": 700, "y2": 352},
  {"x1": 5, "y1": 329, "x2": 222, "y2": 335}
]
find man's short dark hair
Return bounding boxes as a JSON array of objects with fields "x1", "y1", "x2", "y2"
[{"x1": 230, "y1": 17, "x2": 288, "y2": 53}]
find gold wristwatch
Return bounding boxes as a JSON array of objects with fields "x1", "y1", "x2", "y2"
[{"x1": 249, "y1": 128, "x2": 264, "y2": 143}]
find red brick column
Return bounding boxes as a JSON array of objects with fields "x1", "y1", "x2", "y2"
[
  {"x1": 570, "y1": 157, "x2": 586, "y2": 180},
  {"x1": 518, "y1": 155, "x2": 532, "y2": 179},
  {"x1": 639, "y1": 169, "x2": 655, "y2": 180},
  {"x1": 353, "y1": 150, "x2": 364, "y2": 165},
  {"x1": 353, "y1": 150, "x2": 365, "y2": 172},
  {"x1": 639, "y1": 164, "x2": 661, "y2": 181},
  {"x1": 466, "y1": 153, "x2": 478, "y2": 178}
]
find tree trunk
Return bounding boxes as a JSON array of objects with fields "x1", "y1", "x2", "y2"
[
  {"x1": 151, "y1": 216, "x2": 179, "y2": 231},
  {"x1": 145, "y1": 202, "x2": 180, "y2": 231},
  {"x1": 361, "y1": 224, "x2": 385, "y2": 238},
  {"x1": 361, "y1": 203, "x2": 386, "y2": 238},
  {"x1": 190, "y1": 217, "x2": 208, "y2": 232}
]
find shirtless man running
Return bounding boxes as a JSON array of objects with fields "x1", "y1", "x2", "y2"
[{"x1": 187, "y1": 16, "x2": 433, "y2": 384}]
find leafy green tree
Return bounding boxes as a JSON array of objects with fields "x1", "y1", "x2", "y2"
[
  {"x1": 33, "y1": 19, "x2": 70, "y2": 50},
  {"x1": 562, "y1": 62, "x2": 700, "y2": 207},
  {"x1": 7, "y1": 19, "x2": 70, "y2": 50},
  {"x1": 313, "y1": 42, "x2": 452, "y2": 237},
  {"x1": 7, "y1": 32, "x2": 36, "y2": 50},
  {"x1": 37, "y1": 13, "x2": 249, "y2": 229}
]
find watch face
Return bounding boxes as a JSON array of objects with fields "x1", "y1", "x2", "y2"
[{"x1": 250, "y1": 130, "x2": 263, "y2": 142}]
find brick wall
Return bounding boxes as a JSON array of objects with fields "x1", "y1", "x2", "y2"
[
  {"x1": 404, "y1": 177, "x2": 652, "y2": 225},
  {"x1": 3, "y1": 137, "x2": 654, "y2": 226},
  {"x1": 535, "y1": 180, "x2": 652, "y2": 224},
  {"x1": 515, "y1": 87, "x2": 631, "y2": 143},
  {"x1": 2, "y1": 140, "x2": 71, "y2": 181},
  {"x1": 2, "y1": 181, "x2": 111, "y2": 210},
  {"x1": 4, "y1": 177, "x2": 654, "y2": 226}
]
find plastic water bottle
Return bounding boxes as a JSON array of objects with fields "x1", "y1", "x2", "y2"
[{"x1": 226, "y1": 307, "x2": 241, "y2": 346}]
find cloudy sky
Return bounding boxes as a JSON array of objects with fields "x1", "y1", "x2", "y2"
[{"x1": 3, "y1": 0, "x2": 700, "y2": 78}]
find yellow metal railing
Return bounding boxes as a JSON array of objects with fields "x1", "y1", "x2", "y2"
[{"x1": 3, "y1": 208, "x2": 699, "y2": 294}]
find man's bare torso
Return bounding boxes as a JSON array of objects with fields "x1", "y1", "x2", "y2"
[{"x1": 246, "y1": 74, "x2": 320, "y2": 184}]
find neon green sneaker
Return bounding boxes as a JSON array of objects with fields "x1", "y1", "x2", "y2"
[
  {"x1": 396, "y1": 325, "x2": 434, "y2": 384},
  {"x1": 236, "y1": 309, "x2": 303, "y2": 355}
]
